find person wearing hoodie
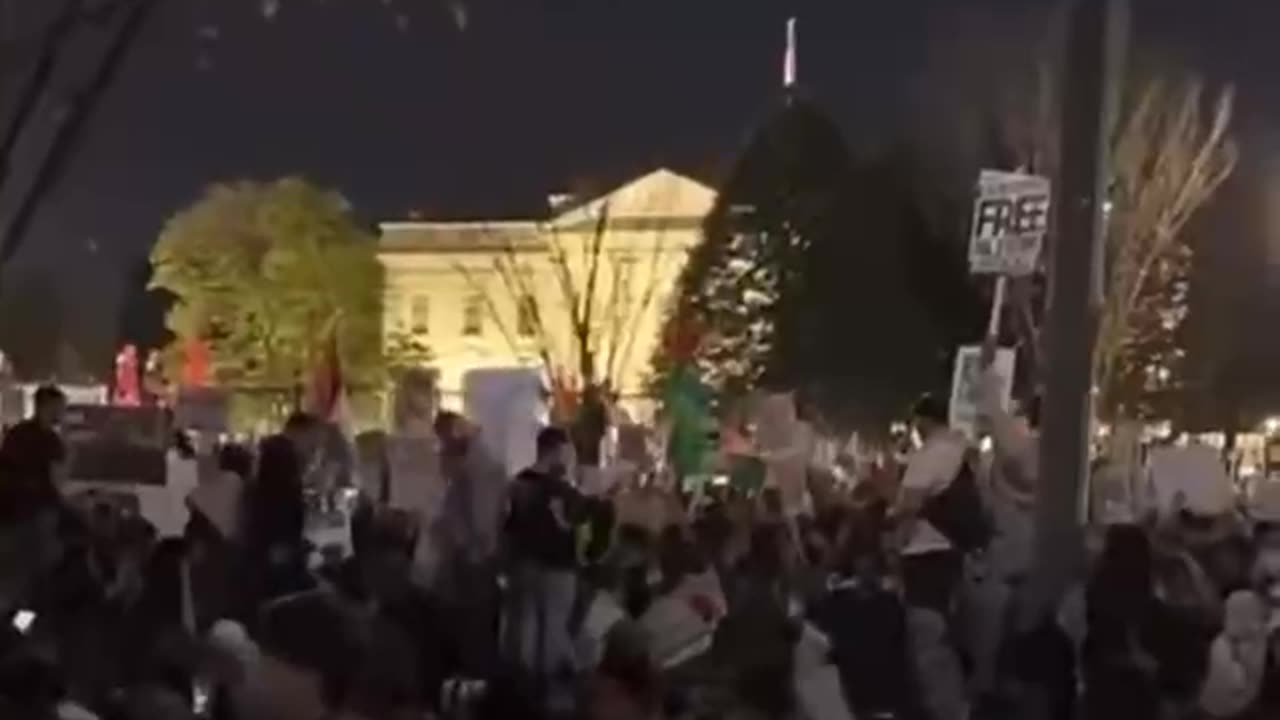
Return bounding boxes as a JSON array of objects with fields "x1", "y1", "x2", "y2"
[{"x1": 1200, "y1": 590, "x2": 1268, "y2": 718}]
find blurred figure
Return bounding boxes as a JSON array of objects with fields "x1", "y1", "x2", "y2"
[
  {"x1": 503, "y1": 426, "x2": 584, "y2": 714},
  {"x1": 236, "y1": 591, "x2": 423, "y2": 720},
  {"x1": 892, "y1": 394, "x2": 973, "y2": 720},
  {"x1": 434, "y1": 410, "x2": 506, "y2": 677},
  {"x1": 242, "y1": 413, "x2": 321, "y2": 609},
  {"x1": 0, "y1": 384, "x2": 68, "y2": 524},
  {"x1": 585, "y1": 621, "x2": 664, "y2": 720},
  {"x1": 1083, "y1": 524, "x2": 1162, "y2": 720},
  {"x1": 809, "y1": 512, "x2": 914, "y2": 720},
  {"x1": 1199, "y1": 590, "x2": 1267, "y2": 718}
]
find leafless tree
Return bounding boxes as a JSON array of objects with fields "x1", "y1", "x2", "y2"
[
  {"x1": 997, "y1": 73, "x2": 1236, "y2": 419},
  {"x1": 456, "y1": 204, "x2": 675, "y2": 416}
]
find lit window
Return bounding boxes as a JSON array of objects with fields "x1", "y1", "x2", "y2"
[
  {"x1": 409, "y1": 295, "x2": 430, "y2": 335},
  {"x1": 517, "y1": 295, "x2": 539, "y2": 337},
  {"x1": 462, "y1": 294, "x2": 484, "y2": 336}
]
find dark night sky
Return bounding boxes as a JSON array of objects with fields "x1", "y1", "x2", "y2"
[{"x1": 4, "y1": 0, "x2": 1280, "y2": 405}]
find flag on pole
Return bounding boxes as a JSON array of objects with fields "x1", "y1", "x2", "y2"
[
  {"x1": 305, "y1": 323, "x2": 350, "y2": 431},
  {"x1": 783, "y1": 17, "x2": 797, "y2": 89}
]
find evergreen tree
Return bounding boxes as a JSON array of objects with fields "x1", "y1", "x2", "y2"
[
  {"x1": 664, "y1": 96, "x2": 855, "y2": 401},
  {"x1": 659, "y1": 98, "x2": 985, "y2": 429}
]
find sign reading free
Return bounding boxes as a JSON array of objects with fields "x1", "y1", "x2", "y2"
[{"x1": 969, "y1": 170, "x2": 1052, "y2": 275}]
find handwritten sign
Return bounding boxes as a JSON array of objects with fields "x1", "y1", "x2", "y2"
[
  {"x1": 948, "y1": 346, "x2": 1016, "y2": 439},
  {"x1": 969, "y1": 170, "x2": 1051, "y2": 276}
]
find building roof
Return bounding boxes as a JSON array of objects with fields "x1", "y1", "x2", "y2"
[
  {"x1": 379, "y1": 167, "x2": 716, "y2": 253},
  {"x1": 378, "y1": 220, "x2": 543, "y2": 253}
]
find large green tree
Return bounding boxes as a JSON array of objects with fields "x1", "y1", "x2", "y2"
[{"x1": 150, "y1": 178, "x2": 384, "y2": 420}]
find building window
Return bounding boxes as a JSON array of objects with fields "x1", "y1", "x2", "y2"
[
  {"x1": 409, "y1": 295, "x2": 430, "y2": 335},
  {"x1": 517, "y1": 295, "x2": 539, "y2": 337},
  {"x1": 462, "y1": 294, "x2": 484, "y2": 336}
]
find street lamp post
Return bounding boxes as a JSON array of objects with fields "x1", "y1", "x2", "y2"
[{"x1": 1022, "y1": 0, "x2": 1130, "y2": 630}]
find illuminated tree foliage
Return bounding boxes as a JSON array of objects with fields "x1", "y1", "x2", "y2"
[
  {"x1": 664, "y1": 97, "x2": 854, "y2": 400},
  {"x1": 150, "y1": 178, "x2": 386, "y2": 420},
  {"x1": 1097, "y1": 81, "x2": 1236, "y2": 420},
  {"x1": 659, "y1": 98, "x2": 980, "y2": 428}
]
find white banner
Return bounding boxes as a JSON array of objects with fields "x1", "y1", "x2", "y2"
[{"x1": 969, "y1": 170, "x2": 1051, "y2": 276}]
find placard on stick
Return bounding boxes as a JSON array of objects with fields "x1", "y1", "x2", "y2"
[
  {"x1": 969, "y1": 170, "x2": 1051, "y2": 276},
  {"x1": 948, "y1": 346, "x2": 1016, "y2": 439}
]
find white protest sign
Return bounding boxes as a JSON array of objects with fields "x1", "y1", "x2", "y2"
[
  {"x1": 949, "y1": 345, "x2": 1016, "y2": 439},
  {"x1": 463, "y1": 367, "x2": 544, "y2": 477},
  {"x1": 1147, "y1": 443, "x2": 1233, "y2": 517},
  {"x1": 969, "y1": 170, "x2": 1051, "y2": 276}
]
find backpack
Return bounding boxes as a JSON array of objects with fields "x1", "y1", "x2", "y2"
[{"x1": 921, "y1": 450, "x2": 992, "y2": 553}]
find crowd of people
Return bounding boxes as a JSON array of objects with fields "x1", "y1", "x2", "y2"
[{"x1": 0, "y1": 374, "x2": 1278, "y2": 720}]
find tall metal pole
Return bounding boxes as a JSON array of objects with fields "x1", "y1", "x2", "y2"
[{"x1": 1023, "y1": 0, "x2": 1129, "y2": 628}]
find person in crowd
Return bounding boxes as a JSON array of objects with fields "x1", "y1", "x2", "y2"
[
  {"x1": 0, "y1": 384, "x2": 68, "y2": 518},
  {"x1": 1083, "y1": 524, "x2": 1164, "y2": 720},
  {"x1": 241, "y1": 413, "x2": 321, "y2": 611},
  {"x1": 330, "y1": 505, "x2": 454, "y2": 711},
  {"x1": 0, "y1": 383, "x2": 70, "y2": 609},
  {"x1": 503, "y1": 426, "x2": 585, "y2": 714},
  {"x1": 585, "y1": 620, "x2": 665, "y2": 720},
  {"x1": 1199, "y1": 589, "x2": 1268, "y2": 718},
  {"x1": 433, "y1": 410, "x2": 507, "y2": 677},
  {"x1": 236, "y1": 590, "x2": 423, "y2": 720},
  {"x1": 967, "y1": 355, "x2": 1040, "y2": 708},
  {"x1": 714, "y1": 522, "x2": 799, "y2": 719},
  {"x1": 891, "y1": 394, "x2": 972, "y2": 720},
  {"x1": 809, "y1": 510, "x2": 915, "y2": 720}
]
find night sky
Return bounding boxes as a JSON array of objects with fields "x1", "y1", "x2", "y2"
[{"x1": 4, "y1": 0, "x2": 1280, "y2": 406}]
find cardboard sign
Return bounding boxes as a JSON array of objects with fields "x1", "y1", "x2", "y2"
[
  {"x1": 948, "y1": 346, "x2": 1016, "y2": 439},
  {"x1": 969, "y1": 170, "x2": 1051, "y2": 275},
  {"x1": 63, "y1": 405, "x2": 169, "y2": 486}
]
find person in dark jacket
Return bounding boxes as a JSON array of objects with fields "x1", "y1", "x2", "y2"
[
  {"x1": 242, "y1": 413, "x2": 321, "y2": 610},
  {"x1": 504, "y1": 426, "x2": 584, "y2": 715},
  {"x1": 0, "y1": 385, "x2": 67, "y2": 526},
  {"x1": 809, "y1": 512, "x2": 915, "y2": 720}
]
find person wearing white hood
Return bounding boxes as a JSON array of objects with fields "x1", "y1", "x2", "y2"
[
  {"x1": 1199, "y1": 590, "x2": 1268, "y2": 718},
  {"x1": 964, "y1": 345, "x2": 1039, "y2": 700}
]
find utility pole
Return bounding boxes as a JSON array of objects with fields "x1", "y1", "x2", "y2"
[{"x1": 1023, "y1": 0, "x2": 1129, "y2": 627}]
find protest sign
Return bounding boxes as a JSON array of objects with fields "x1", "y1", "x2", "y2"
[
  {"x1": 65, "y1": 454, "x2": 194, "y2": 538},
  {"x1": 463, "y1": 367, "x2": 544, "y2": 476},
  {"x1": 63, "y1": 405, "x2": 169, "y2": 486},
  {"x1": 1147, "y1": 443, "x2": 1233, "y2": 517},
  {"x1": 969, "y1": 170, "x2": 1051, "y2": 276},
  {"x1": 948, "y1": 346, "x2": 1016, "y2": 439},
  {"x1": 757, "y1": 392, "x2": 810, "y2": 515}
]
